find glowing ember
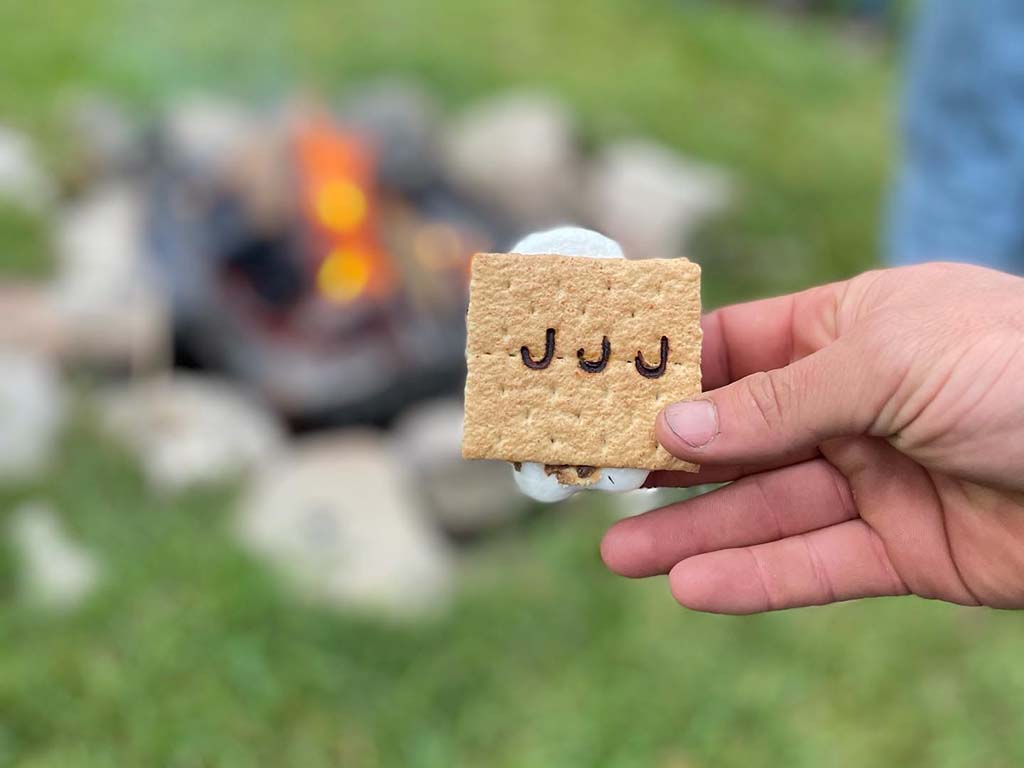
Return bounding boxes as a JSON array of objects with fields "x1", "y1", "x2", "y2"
[
  {"x1": 317, "y1": 247, "x2": 372, "y2": 303},
  {"x1": 315, "y1": 179, "x2": 367, "y2": 234},
  {"x1": 293, "y1": 114, "x2": 396, "y2": 299}
]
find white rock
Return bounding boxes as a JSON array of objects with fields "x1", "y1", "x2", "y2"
[
  {"x1": 98, "y1": 375, "x2": 284, "y2": 493},
  {"x1": 52, "y1": 183, "x2": 170, "y2": 370},
  {"x1": 10, "y1": 501, "x2": 99, "y2": 609},
  {"x1": 236, "y1": 432, "x2": 453, "y2": 619},
  {"x1": 0, "y1": 279, "x2": 166, "y2": 371},
  {"x1": 0, "y1": 125, "x2": 53, "y2": 211},
  {"x1": 0, "y1": 283, "x2": 66, "y2": 360},
  {"x1": 586, "y1": 139, "x2": 730, "y2": 260},
  {"x1": 445, "y1": 93, "x2": 579, "y2": 227},
  {"x1": 508, "y1": 227, "x2": 651, "y2": 503},
  {"x1": 164, "y1": 96, "x2": 254, "y2": 174},
  {"x1": 0, "y1": 350, "x2": 65, "y2": 482},
  {"x1": 393, "y1": 399, "x2": 525, "y2": 534},
  {"x1": 64, "y1": 94, "x2": 143, "y2": 178},
  {"x1": 54, "y1": 183, "x2": 146, "y2": 313}
]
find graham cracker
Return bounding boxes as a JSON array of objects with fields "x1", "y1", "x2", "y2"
[{"x1": 462, "y1": 252, "x2": 702, "y2": 472}]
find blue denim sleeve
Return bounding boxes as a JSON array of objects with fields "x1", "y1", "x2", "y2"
[{"x1": 885, "y1": 0, "x2": 1024, "y2": 274}]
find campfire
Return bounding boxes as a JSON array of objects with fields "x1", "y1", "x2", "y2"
[{"x1": 147, "y1": 100, "x2": 496, "y2": 426}]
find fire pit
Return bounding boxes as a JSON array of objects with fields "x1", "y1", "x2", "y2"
[{"x1": 145, "y1": 100, "x2": 501, "y2": 426}]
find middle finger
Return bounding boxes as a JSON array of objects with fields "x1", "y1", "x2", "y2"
[{"x1": 602, "y1": 458, "x2": 858, "y2": 578}]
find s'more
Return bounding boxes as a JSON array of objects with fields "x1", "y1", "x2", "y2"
[{"x1": 461, "y1": 227, "x2": 703, "y2": 502}]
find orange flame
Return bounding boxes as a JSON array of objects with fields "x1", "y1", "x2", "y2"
[{"x1": 293, "y1": 114, "x2": 392, "y2": 303}]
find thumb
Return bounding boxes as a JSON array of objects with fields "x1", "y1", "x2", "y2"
[{"x1": 657, "y1": 335, "x2": 887, "y2": 465}]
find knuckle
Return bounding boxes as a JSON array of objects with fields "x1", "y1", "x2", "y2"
[
  {"x1": 747, "y1": 472, "x2": 785, "y2": 539},
  {"x1": 744, "y1": 546, "x2": 778, "y2": 612},
  {"x1": 800, "y1": 533, "x2": 838, "y2": 605},
  {"x1": 743, "y1": 370, "x2": 790, "y2": 432}
]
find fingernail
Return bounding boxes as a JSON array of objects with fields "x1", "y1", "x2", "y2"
[{"x1": 664, "y1": 400, "x2": 719, "y2": 448}]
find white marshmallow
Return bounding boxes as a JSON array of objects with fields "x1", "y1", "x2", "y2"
[
  {"x1": 507, "y1": 226, "x2": 651, "y2": 503},
  {"x1": 590, "y1": 467, "x2": 650, "y2": 493},
  {"x1": 513, "y1": 226, "x2": 624, "y2": 260},
  {"x1": 512, "y1": 462, "x2": 577, "y2": 503}
]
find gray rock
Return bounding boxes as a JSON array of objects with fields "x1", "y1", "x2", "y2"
[
  {"x1": 64, "y1": 94, "x2": 143, "y2": 178},
  {"x1": 444, "y1": 93, "x2": 579, "y2": 227},
  {"x1": 236, "y1": 431, "x2": 453, "y2": 619},
  {"x1": 10, "y1": 501, "x2": 100, "y2": 610},
  {"x1": 0, "y1": 283, "x2": 66, "y2": 360},
  {"x1": 0, "y1": 278, "x2": 166, "y2": 371},
  {"x1": 98, "y1": 375, "x2": 284, "y2": 493},
  {"x1": 0, "y1": 125, "x2": 53, "y2": 211},
  {"x1": 393, "y1": 399, "x2": 526, "y2": 536},
  {"x1": 585, "y1": 139, "x2": 731, "y2": 260},
  {"x1": 52, "y1": 183, "x2": 171, "y2": 370},
  {"x1": 344, "y1": 78, "x2": 443, "y2": 191},
  {"x1": 54, "y1": 183, "x2": 144, "y2": 310},
  {"x1": 164, "y1": 95, "x2": 254, "y2": 174},
  {"x1": 0, "y1": 350, "x2": 65, "y2": 482},
  {"x1": 9, "y1": 501, "x2": 100, "y2": 608}
]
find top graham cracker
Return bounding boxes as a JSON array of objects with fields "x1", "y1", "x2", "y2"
[{"x1": 462, "y1": 252, "x2": 702, "y2": 472}]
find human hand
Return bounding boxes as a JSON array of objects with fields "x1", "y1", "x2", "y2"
[{"x1": 600, "y1": 263, "x2": 1024, "y2": 613}]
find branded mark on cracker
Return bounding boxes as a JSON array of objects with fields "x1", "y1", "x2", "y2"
[{"x1": 519, "y1": 330, "x2": 670, "y2": 378}]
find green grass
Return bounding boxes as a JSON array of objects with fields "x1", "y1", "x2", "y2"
[
  {"x1": 0, "y1": 0, "x2": 892, "y2": 301},
  {"x1": 4, "y1": 1, "x2": 1021, "y2": 766},
  {"x1": 0, "y1": 206, "x2": 51, "y2": 279},
  {"x1": 1, "y1": 419, "x2": 1024, "y2": 767}
]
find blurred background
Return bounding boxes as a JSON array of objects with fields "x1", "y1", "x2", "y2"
[{"x1": 1, "y1": 0, "x2": 1023, "y2": 765}]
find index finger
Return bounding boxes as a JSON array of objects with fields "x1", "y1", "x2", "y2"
[{"x1": 701, "y1": 282, "x2": 844, "y2": 390}]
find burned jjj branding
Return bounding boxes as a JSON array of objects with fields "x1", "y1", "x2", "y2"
[
  {"x1": 635, "y1": 336, "x2": 669, "y2": 379},
  {"x1": 577, "y1": 335, "x2": 610, "y2": 374},
  {"x1": 520, "y1": 328, "x2": 556, "y2": 369},
  {"x1": 520, "y1": 329, "x2": 669, "y2": 379}
]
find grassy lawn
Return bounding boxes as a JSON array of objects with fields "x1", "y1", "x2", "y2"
[
  {"x1": 2, "y1": 420, "x2": 1024, "y2": 767},
  {"x1": 1, "y1": 1, "x2": 1023, "y2": 766},
  {"x1": 1, "y1": 0, "x2": 890, "y2": 300},
  {"x1": 0, "y1": 206, "x2": 51, "y2": 279}
]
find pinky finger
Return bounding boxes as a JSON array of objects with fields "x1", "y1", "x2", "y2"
[{"x1": 668, "y1": 520, "x2": 909, "y2": 614}]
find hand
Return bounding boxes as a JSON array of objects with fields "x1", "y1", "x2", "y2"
[{"x1": 600, "y1": 263, "x2": 1024, "y2": 613}]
